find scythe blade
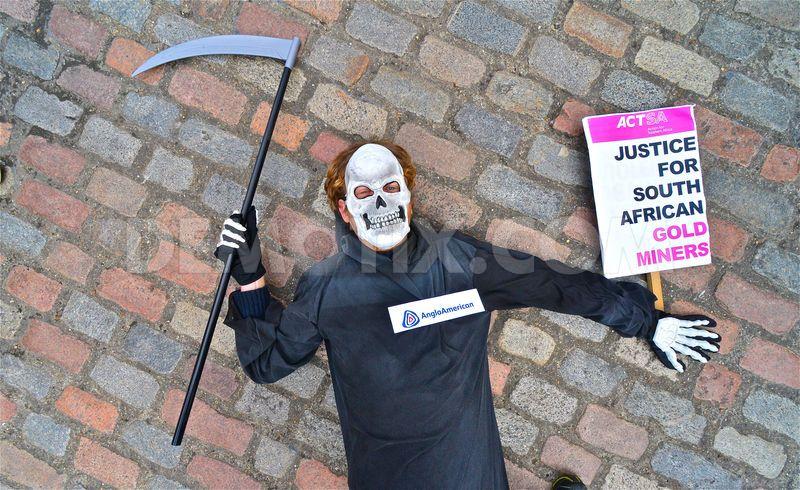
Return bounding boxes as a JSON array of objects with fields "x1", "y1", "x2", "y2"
[{"x1": 132, "y1": 34, "x2": 300, "y2": 76}]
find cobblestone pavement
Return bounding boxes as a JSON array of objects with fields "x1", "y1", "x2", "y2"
[{"x1": 0, "y1": 0, "x2": 798, "y2": 488}]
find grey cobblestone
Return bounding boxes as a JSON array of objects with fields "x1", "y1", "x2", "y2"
[
  {"x1": 171, "y1": 302, "x2": 236, "y2": 357},
  {"x1": 236, "y1": 383, "x2": 291, "y2": 426},
  {"x1": 144, "y1": 147, "x2": 194, "y2": 192},
  {"x1": 91, "y1": 217, "x2": 139, "y2": 256},
  {"x1": 600, "y1": 70, "x2": 666, "y2": 112},
  {"x1": 147, "y1": 475, "x2": 188, "y2": 490},
  {"x1": 529, "y1": 36, "x2": 602, "y2": 96},
  {"x1": 179, "y1": 118, "x2": 253, "y2": 168},
  {"x1": 295, "y1": 411, "x2": 346, "y2": 463},
  {"x1": 713, "y1": 426, "x2": 786, "y2": 479},
  {"x1": 704, "y1": 166, "x2": 795, "y2": 233},
  {"x1": 734, "y1": 0, "x2": 799, "y2": 32},
  {"x1": 14, "y1": 87, "x2": 82, "y2": 136},
  {"x1": 0, "y1": 211, "x2": 46, "y2": 257},
  {"x1": 255, "y1": 437, "x2": 298, "y2": 478},
  {"x1": 262, "y1": 153, "x2": 310, "y2": 199},
  {"x1": 234, "y1": 60, "x2": 306, "y2": 102},
  {"x1": 614, "y1": 337, "x2": 678, "y2": 380},
  {"x1": 622, "y1": 0, "x2": 699, "y2": 34},
  {"x1": 510, "y1": 376, "x2": 577, "y2": 425},
  {"x1": 541, "y1": 311, "x2": 607, "y2": 342},
  {"x1": 384, "y1": 0, "x2": 446, "y2": 17},
  {"x1": 370, "y1": 67, "x2": 450, "y2": 123},
  {"x1": 62, "y1": 292, "x2": 119, "y2": 343},
  {"x1": 0, "y1": 300, "x2": 24, "y2": 340},
  {"x1": 625, "y1": 382, "x2": 706, "y2": 443},
  {"x1": 154, "y1": 13, "x2": 211, "y2": 47},
  {"x1": 0, "y1": 354, "x2": 54, "y2": 400},
  {"x1": 752, "y1": 242, "x2": 800, "y2": 294},
  {"x1": 486, "y1": 71, "x2": 553, "y2": 118},
  {"x1": 307, "y1": 35, "x2": 369, "y2": 86},
  {"x1": 602, "y1": 465, "x2": 661, "y2": 489},
  {"x1": 22, "y1": 413, "x2": 70, "y2": 456},
  {"x1": 495, "y1": 408, "x2": 538, "y2": 455},
  {"x1": 455, "y1": 104, "x2": 522, "y2": 157},
  {"x1": 742, "y1": 389, "x2": 800, "y2": 444},
  {"x1": 308, "y1": 84, "x2": 387, "y2": 139},
  {"x1": 700, "y1": 14, "x2": 766, "y2": 61},
  {"x1": 559, "y1": 348, "x2": 626, "y2": 397},
  {"x1": 477, "y1": 164, "x2": 564, "y2": 222},
  {"x1": 202, "y1": 174, "x2": 269, "y2": 216},
  {"x1": 123, "y1": 93, "x2": 180, "y2": 138},
  {"x1": 322, "y1": 384, "x2": 338, "y2": 416},
  {"x1": 89, "y1": 0, "x2": 150, "y2": 32},
  {"x1": 346, "y1": 2, "x2": 417, "y2": 55},
  {"x1": 768, "y1": 46, "x2": 800, "y2": 88},
  {"x1": 122, "y1": 421, "x2": 183, "y2": 469},
  {"x1": 274, "y1": 363, "x2": 325, "y2": 399},
  {"x1": 527, "y1": 134, "x2": 589, "y2": 187},
  {"x1": 3, "y1": 33, "x2": 59, "y2": 80},
  {"x1": 495, "y1": 0, "x2": 557, "y2": 23},
  {"x1": 90, "y1": 355, "x2": 159, "y2": 409},
  {"x1": 419, "y1": 36, "x2": 486, "y2": 87},
  {"x1": 79, "y1": 116, "x2": 142, "y2": 167},
  {"x1": 720, "y1": 73, "x2": 794, "y2": 132},
  {"x1": 122, "y1": 324, "x2": 183, "y2": 374},
  {"x1": 499, "y1": 319, "x2": 555, "y2": 365},
  {"x1": 635, "y1": 37, "x2": 719, "y2": 96},
  {"x1": 448, "y1": 1, "x2": 527, "y2": 55},
  {"x1": 651, "y1": 443, "x2": 742, "y2": 489}
]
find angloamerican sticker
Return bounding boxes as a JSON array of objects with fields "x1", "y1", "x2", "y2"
[{"x1": 388, "y1": 289, "x2": 485, "y2": 334}]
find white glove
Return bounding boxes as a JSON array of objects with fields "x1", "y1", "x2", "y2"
[{"x1": 649, "y1": 314, "x2": 719, "y2": 373}]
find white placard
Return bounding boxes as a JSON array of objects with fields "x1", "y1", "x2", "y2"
[{"x1": 583, "y1": 105, "x2": 712, "y2": 278}]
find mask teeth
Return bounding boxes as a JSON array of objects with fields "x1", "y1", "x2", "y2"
[{"x1": 363, "y1": 207, "x2": 405, "y2": 230}]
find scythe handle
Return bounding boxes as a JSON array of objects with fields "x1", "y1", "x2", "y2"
[{"x1": 172, "y1": 64, "x2": 295, "y2": 446}]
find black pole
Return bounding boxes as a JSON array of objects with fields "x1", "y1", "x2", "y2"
[{"x1": 172, "y1": 64, "x2": 294, "y2": 446}]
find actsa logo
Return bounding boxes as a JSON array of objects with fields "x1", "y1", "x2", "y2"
[{"x1": 402, "y1": 310, "x2": 420, "y2": 328}]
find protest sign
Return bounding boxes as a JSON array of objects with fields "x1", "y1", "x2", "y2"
[{"x1": 583, "y1": 105, "x2": 711, "y2": 279}]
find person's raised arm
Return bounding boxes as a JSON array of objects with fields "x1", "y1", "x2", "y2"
[
  {"x1": 214, "y1": 208, "x2": 323, "y2": 383},
  {"x1": 455, "y1": 232, "x2": 718, "y2": 373}
]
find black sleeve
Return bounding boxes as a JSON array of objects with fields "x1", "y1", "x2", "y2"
[
  {"x1": 223, "y1": 272, "x2": 323, "y2": 383},
  {"x1": 456, "y1": 232, "x2": 658, "y2": 338}
]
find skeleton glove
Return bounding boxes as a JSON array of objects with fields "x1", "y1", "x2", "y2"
[
  {"x1": 214, "y1": 206, "x2": 266, "y2": 285},
  {"x1": 648, "y1": 313, "x2": 720, "y2": 373}
]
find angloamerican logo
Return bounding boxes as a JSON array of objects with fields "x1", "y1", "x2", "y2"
[
  {"x1": 388, "y1": 289, "x2": 485, "y2": 334},
  {"x1": 402, "y1": 310, "x2": 420, "y2": 328},
  {"x1": 401, "y1": 302, "x2": 476, "y2": 328}
]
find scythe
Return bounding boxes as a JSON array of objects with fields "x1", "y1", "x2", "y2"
[{"x1": 133, "y1": 34, "x2": 302, "y2": 446}]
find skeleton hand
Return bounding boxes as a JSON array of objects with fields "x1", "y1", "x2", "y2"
[
  {"x1": 214, "y1": 206, "x2": 265, "y2": 285},
  {"x1": 648, "y1": 313, "x2": 719, "y2": 373}
]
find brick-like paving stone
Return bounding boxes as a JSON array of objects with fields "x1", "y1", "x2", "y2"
[
  {"x1": 122, "y1": 421, "x2": 183, "y2": 469},
  {"x1": 22, "y1": 413, "x2": 70, "y2": 456},
  {"x1": 255, "y1": 437, "x2": 299, "y2": 478},
  {"x1": 625, "y1": 381, "x2": 707, "y2": 443},
  {"x1": 14, "y1": 87, "x2": 83, "y2": 136},
  {"x1": 2, "y1": 1, "x2": 799, "y2": 487},
  {"x1": 651, "y1": 443, "x2": 742, "y2": 488}
]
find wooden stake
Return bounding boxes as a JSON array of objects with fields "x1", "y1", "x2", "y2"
[{"x1": 647, "y1": 271, "x2": 664, "y2": 310}]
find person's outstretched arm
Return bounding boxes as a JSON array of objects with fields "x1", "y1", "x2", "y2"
[
  {"x1": 214, "y1": 208, "x2": 323, "y2": 384},
  {"x1": 455, "y1": 232, "x2": 719, "y2": 372}
]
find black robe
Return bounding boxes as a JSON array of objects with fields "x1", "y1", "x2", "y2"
[{"x1": 224, "y1": 221, "x2": 658, "y2": 489}]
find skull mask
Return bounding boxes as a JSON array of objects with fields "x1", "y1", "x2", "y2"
[{"x1": 345, "y1": 144, "x2": 411, "y2": 250}]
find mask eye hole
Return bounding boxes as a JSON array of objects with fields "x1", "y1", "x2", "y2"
[
  {"x1": 354, "y1": 185, "x2": 374, "y2": 199},
  {"x1": 383, "y1": 181, "x2": 401, "y2": 193}
]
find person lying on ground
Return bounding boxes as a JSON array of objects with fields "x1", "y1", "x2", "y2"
[{"x1": 213, "y1": 141, "x2": 719, "y2": 489}]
